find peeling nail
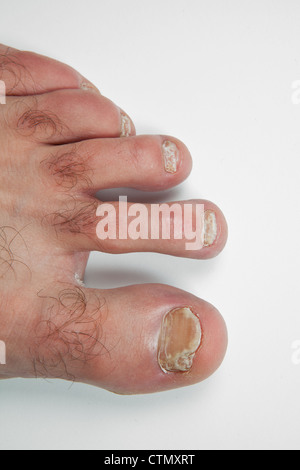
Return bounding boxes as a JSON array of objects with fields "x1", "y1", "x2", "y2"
[
  {"x1": 158, "y1": 307, "x2": 202, "y2": 373},
  {"x1": 120, "y1": 111, "x2": 132, "y2": 137},
  {"x1": 204, "y1": 210, "x2": 217, "y2": 247},
  {"x1": 162, "y1": 140, "x2": 180, "y2": 174}
]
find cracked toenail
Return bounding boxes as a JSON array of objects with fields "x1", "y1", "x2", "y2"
[
  {"x1": 120, "y1": 111, "x2": 132, "y2": 137},
  {"x1": 162, "y1": 140, "x2": 180, "y2": 173},
  {"x1": 204, "y1": 210, "x2": 217, "y2": 247},
  {"x1": 158, "y1": 307, "x2": 202, "y2": 373}
]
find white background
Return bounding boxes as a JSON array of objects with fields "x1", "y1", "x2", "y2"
[{"x1": 0, "y1": 0, "x2": 299, "y2": 451}]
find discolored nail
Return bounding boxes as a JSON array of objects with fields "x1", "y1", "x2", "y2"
[
  {"x1": 162, "y1": 140, "x2": 180, "y2": 174},
  {"x1": 120, "y1": 111, "x2": 133, "y2": 137},
  {"x1": 81, "y1": 81, "x2": 101, "y2": 95},
  {"x1": 158, "y1": 307, "x2": 202, "y2": 373},
  {"x1": 204, "y1": 210, "x2": 217, "y2": 247}
]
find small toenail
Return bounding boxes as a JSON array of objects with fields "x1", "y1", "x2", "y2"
[
  {"x1": 162, "y1": 140, "x2": 180, "y2": 174},
  {"x1": 204, "y1": 210, "x2": 217, "y2": 247},
  {"x1": 120, "y1": 111, "x2": 132, "y2": 137},
  {"x1": 75, "y1": 273, "x2": 85, "y2": 287},
  {"x1": 158, "y1": 307, "x2": 202, "y2": 373},
  {"x1": 81, "y1": 82, "x2": 101, "y2": 94}
]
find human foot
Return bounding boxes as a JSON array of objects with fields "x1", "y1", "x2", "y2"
[{"x1": 0, "y1": 45, "x2": 228, "y2": 394}]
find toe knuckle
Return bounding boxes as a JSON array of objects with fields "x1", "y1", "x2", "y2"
[
  {"x1": 18, "y1": 105, "x2": 64, "y2": 139},
  {"x1": 0, "y1": 49, "x2": 35, "y2": 94},
  {"x1": 5, "y1": 97, "x2": 65, "y2": 140},
  {"x1": 44, "y1": 197, "x2": 98, "y2": 236},
  {"x1": 40, "y1": 146, "x2": 92, "y2": 191},
  {"x1": 31, "y1": 285, "x2": 108, "y2": 379}
]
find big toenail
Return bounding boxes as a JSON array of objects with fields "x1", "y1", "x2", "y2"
[
  {"x1": 162, "y1": 140, "x2": 180, "y2": 173},
  {"x1": 204, "y1": 210, "x2": 217, "y2": 247},
  {"x1": 158, "y1": 307, "x2": 202, "y2": 373}
]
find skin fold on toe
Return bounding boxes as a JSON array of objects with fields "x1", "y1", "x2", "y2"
[{"x1": 0, "y1": 44, "x2": 228, "y2": 394}]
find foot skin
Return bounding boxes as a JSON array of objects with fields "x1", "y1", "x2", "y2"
[{"x1": 0, "y1": 44, "x2": 228, "y2": 394}]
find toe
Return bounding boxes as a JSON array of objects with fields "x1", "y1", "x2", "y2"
[
  {"x1": 48, "y1": 196, "x2": 227, "y2": 260},
  {"x1": 45, "y1": 135, "x2": 192, "y2": 191},
  {"x1": 28, "y1": 283, "x2": 227, "y2": 395},
  {"x1": 5, "y1": 90, "x2": 135, "y2": 144},
  {"x1": 0, "y1": 43, "x2": 99, "y2": 96},
  {"x1": 93, "y1": 284, "x2": 228, "y2": 395}
]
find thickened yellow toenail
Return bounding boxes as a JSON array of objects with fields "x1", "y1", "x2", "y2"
[
  {"x1": 204, "y1": 210, "x2": 217, "y2": 246},
  {"x1": 162, "y1": 140, "x2": 180, "y2": 173},
  {"x1": 158, "y1": 307, "x2": 202, "y2": 373}
]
